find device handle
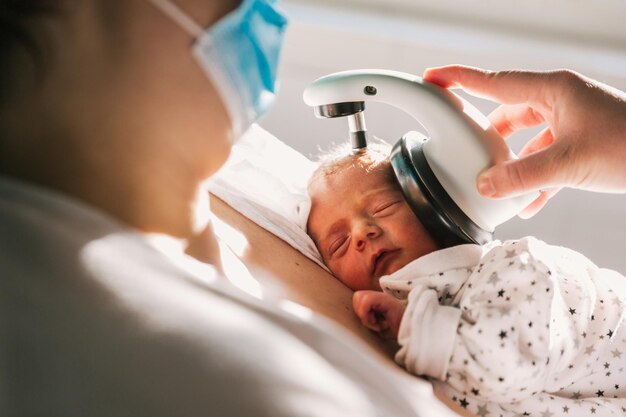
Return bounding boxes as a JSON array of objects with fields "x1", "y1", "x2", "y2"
[{"x1": 304, "y1": 69, "x2": 537, "y2": 230}]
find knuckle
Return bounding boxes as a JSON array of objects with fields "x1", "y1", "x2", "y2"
[
  {"x1": 491, "y1": 69, "x2": 513, "y2": 85},
  {"x1": 499, "y1": 114, "x2": 516, "y2": 136},
  {"x1": 507, "y1": 162, "x2": 528, "y2": 193},
  {"x1": 526, "y1": 106, "x2": 544, "y2": 125},
  {"x1": 553, "y1": 69, "x2": 583, "y2": 90},
  {"x1": 554, "y1": 142, "x2": 582, "y2": 187}
]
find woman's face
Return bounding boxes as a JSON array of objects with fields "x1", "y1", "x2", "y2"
[
  {"x1": 118, "y1": 0, "x2": 243, "y2": 177},
  {"x1": 1, "y1": 0, "x2": 246, "y2": 237},
  {"x1": 46, "y1": 0, "x2": 242, "y2": 178}
]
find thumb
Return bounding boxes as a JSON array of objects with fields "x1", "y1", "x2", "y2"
[{"x1": 477, "y1": 148, "x2": 566, "y2": 198}]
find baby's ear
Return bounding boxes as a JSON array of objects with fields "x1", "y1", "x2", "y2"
[{"x1": 294, "y1": 195, "x2": 311, "y2": 232}]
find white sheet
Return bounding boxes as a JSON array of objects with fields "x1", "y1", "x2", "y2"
[{"x1": 206, "y1": 124, "x2": 328, "y2": 271}]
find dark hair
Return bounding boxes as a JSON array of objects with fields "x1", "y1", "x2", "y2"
[{"x1": 0, "y1": 1, "x2": 63, "y2": 101}]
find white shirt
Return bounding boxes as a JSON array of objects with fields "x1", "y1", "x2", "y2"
[
  {"x1": 0, "y1": 175, "x2": 456, "y2": 417},
  {"x1": 382, "y1": 237, "x2": 626, "y2": 416}
]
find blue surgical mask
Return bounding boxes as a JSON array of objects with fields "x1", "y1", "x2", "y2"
[{"x1": 148, "y1": 0, "x2": 288, "y2": 139}]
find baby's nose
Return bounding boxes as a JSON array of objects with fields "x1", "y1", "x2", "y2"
[{"x1": 354, "y1": 223, "x2": 382, "y2": 250}]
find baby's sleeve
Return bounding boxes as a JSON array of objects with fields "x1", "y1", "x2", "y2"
[
  {"x1": 395, "y1": 285, "x2": 462, "y2": 380},
  {"x1": 396, "y1": 241, "x2": 559, "y2": 403}
]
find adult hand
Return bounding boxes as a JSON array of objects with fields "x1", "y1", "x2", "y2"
[
  {"x1": 353, "y1": 290, "x2": 406, "y2": 340},
  {"x1": 423, "y1": 65, "x2": 626, "y2": 218}
]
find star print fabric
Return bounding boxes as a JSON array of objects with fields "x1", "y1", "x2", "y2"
[{"x1": 380, "y1": 237, "x2": 626, "y2": 416}]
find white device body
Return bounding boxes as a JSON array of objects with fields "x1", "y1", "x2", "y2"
[{"x1": 303, "y1": 69, "x2": 538, "y2": 232}]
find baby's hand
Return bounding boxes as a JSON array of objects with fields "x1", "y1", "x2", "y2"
[{"x1": 353, "y1": 291, "x2": 406, "y2": 340}]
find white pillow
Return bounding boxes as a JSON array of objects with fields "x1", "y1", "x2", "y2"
[{"x1": 206, "y1": 124, "x2": 328, "y2": 271}]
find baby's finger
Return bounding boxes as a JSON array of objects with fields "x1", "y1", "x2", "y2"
[
  {"x1": 353, "y1": 291, "x2": 381, "y2": 323},
  {"x1": 368, "y1": 309, "x2": 400, "y2": 339},
  {"x1": 352, "y1": 291, "x2": 370, "y2": 321},
  {"x1": 369, "y1": 309, "x2": 389, "y2": 330},
  {"x1": 488, "y1": 104, "x2": 546, "y2": 139}
]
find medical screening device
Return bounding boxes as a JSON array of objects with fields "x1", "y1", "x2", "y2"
[{"x1": 303, "y1": 69, "x2": 537, "y2": 247}]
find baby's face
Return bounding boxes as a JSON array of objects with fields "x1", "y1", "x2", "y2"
[{"x1": 308, "y1": 162, "x2": 439, "y2": 291}]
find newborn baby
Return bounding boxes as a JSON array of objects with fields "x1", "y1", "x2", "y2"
[
  {"x1": 307, "y1": 143, "x2": 626, "y2": 417},
  {"x1": 307, "y1": 143, "x2": 439, "y2": 291}
]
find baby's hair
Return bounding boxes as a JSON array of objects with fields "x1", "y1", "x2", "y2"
[{"x1": 309, "y1": 139, "x2": 397, "y2": 188}]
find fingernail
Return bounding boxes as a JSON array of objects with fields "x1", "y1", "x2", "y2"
[{"x1": 477, "y1": 175, "x2": 496, "y2": 197}]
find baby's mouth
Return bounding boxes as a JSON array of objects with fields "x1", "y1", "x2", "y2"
[{"x1": 373, "y1": 249, "x2": 400, "y2": 277}]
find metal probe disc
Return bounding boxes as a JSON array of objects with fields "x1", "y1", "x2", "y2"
[
  {"x1": 390, "y1": 132, "x2": 493, "y2": 247},
  {"x1": 314, "y1": 101, "x2": 365, "y2": 118}
]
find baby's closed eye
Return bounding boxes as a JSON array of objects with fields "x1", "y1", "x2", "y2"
[
  {"x1": 328, "y1": 234, "x2": 349, "y2": 257},
  {"x1": 371, "y1": 200, "x2": 401, "y2": 217}
]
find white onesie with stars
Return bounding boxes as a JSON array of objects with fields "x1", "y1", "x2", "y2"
[{"x1": 380, "y1": 237, "x2": 626, "y2": 417}]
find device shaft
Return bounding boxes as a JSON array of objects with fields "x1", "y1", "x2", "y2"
[{"x1": 347, "y1": 112, "x2": 368, "y2": 151}]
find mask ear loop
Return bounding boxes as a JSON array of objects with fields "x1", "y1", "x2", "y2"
[{"x1": 146, "y1": 0, "x2": 204, "y2": 38}]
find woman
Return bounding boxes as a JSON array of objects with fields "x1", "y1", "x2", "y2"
[
  {"x1": 1, "y1": 2, "x2": 624, "y2": 416},
  {"x1": 0, "y1": 1, "x2": 420, "y2": 416}
]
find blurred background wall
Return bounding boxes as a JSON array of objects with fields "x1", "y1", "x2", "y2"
[{"x1": 259, "y1": 0, "x2": 626, "y2": 273}]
